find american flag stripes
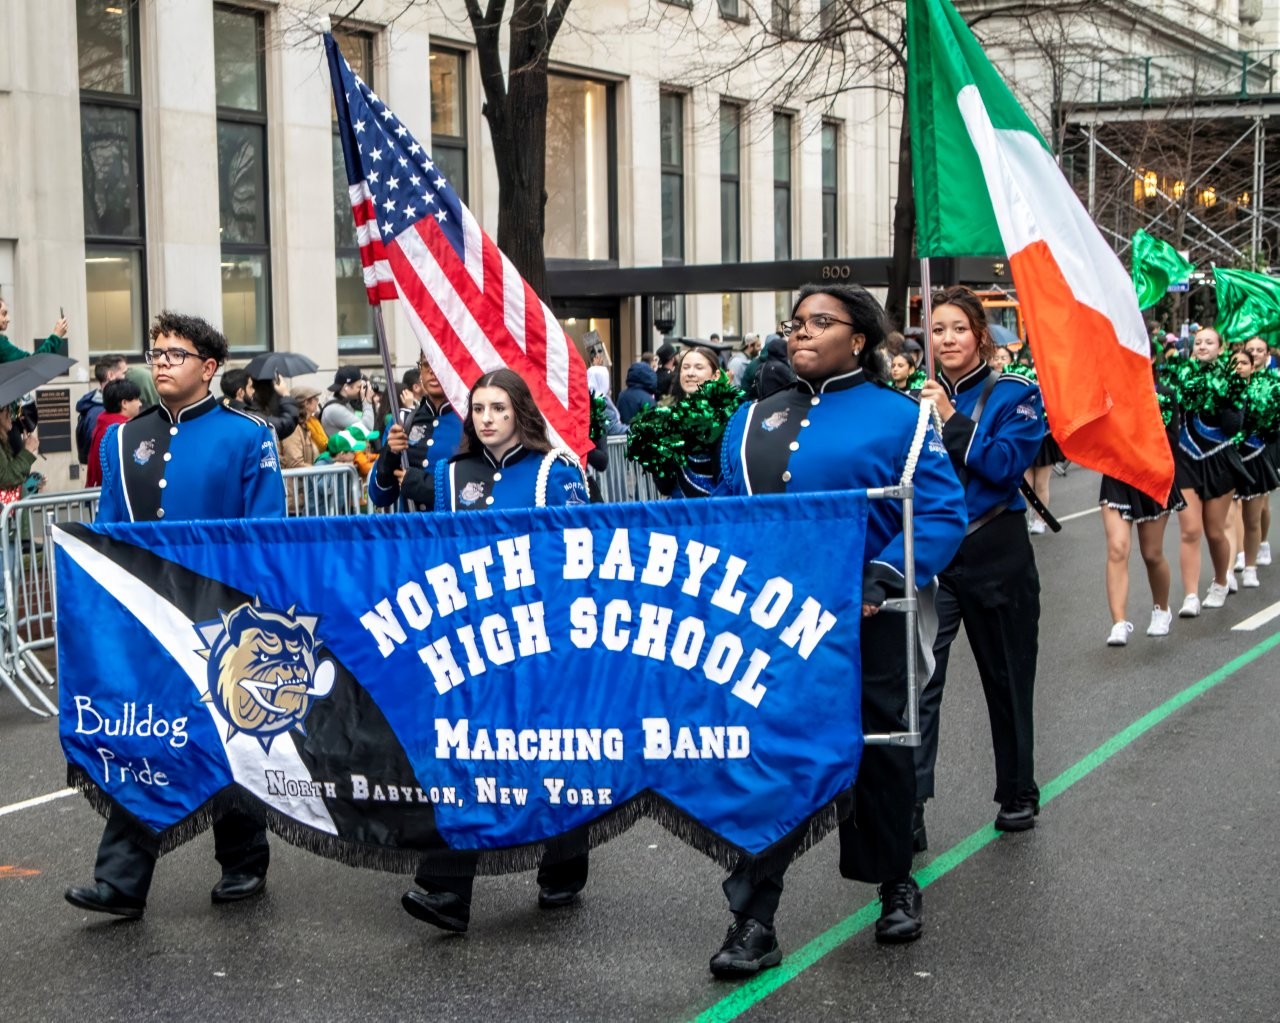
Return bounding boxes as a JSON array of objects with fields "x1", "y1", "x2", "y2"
[{"x1": 324, "y1": 34, "x2": 591, "y2": 459}]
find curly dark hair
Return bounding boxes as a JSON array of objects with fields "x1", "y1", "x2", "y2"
[
  {"x1": 457, "y1": 368, "x2": 552, "y2": 455},
  {"x1": 149, "y1": 311, "x2": 229, "y2": 366},
  {"x1": 791, "y1": 284, "x2": 890, "y2": 383},
  {"x1": 930, "y1": 286, "x2": 995, "y2": 363}
]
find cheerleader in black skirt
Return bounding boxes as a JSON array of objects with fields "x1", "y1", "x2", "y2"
[
  {"x1": 1172, "y1": 328, "x2": 1246, "y2": 616},
  {"x1": 1098, "y1": 368, "x2": 1186, "y2": 645},
  {"x1": 1244, "y1": 336, "x2": 1278, "y2": 568},
  {"x1": 1229, "y1": 348, "x2": 1280, "y2": 588}
]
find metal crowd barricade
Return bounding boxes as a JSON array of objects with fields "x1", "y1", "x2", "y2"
[
  {"x1": 0, "y1": 489, "x2": 101, "y2": 717},
  {"x1": 598, "y1": 436, "x2": 662, "y2": 503},
  {"x1": 282, "y1": 463, "x2": 364, "y2": 517}
]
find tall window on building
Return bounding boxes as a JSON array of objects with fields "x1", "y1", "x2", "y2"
[
  {"x1": 773, "y1": 112, "x2": 793, "y2": 261},
  {"x1": 659, "y1": 92, "x2": 684, "y2": 264},
  {"x1": 77, "y1": 0, "x2": 145, "y2": 354},
  {"x1": 214, "y1": 5, "x2": 270, "y2": 352},
  {"x1": 545, "y1": 74, "x2": 615, "y2": 261},
  {"x1": 332, "y1": 29, "x2": 375, "y2": 353},
  {"x1": 430, "y1": 48, "x2": 468, "y2": 203},
  {"x1": 822, "y1": 122, "x2": 839, "y2": 259},
  {"x1": 772, "y1": 0, "x2": 794, "y2": 36},
  {"x1": 720, "y1": 102, "x2": 741, "y2": 263}
]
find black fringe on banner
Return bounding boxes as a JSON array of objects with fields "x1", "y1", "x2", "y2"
[{"x1": 67, "y1": 764, "x2": 855, "y2": 880}]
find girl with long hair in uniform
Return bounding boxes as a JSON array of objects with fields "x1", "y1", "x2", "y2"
[
  {"x1": 1228, "y1": 348, "x2": 1279, "y2": 587},
  {"x1": 914, "y1": 286, "x2": 1044, "y2": 847},
  {"x1": 1098, "y1": 363, "x2": 1185, "y2": 646},
  {"x1": 401, "y1": 368, "x2": 591, "y2": 934},
  {"x1": 1171, "y1": 327, "x2": 1244, "y2": 616}
]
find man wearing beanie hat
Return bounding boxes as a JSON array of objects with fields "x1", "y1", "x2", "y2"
[
  {"x1": 320, "y1": 365, "x2": 375, "y2": 437},
  {"x1": 654, "y1": 343, "x2": 677, "y2": 397}
]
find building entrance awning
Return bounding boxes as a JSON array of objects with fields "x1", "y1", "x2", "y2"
[{"x1": 546, "y1": 257, "x2": 1015, "y2": 300}]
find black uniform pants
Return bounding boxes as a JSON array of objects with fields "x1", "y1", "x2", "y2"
[
  {"x1": 722, "y1": 611, "x2": 916, "y2": 928},
  {"x1": 94, "y1": 805, "x2": 269, "y2": 903},
  {"x1": 914, "y1": 510, "x2": 1040, "y2": 806},
  {"x1": 415, "y1": 837, "x2": 590, "y2": 903}
]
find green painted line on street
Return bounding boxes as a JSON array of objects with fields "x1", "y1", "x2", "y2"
[{"x1": 688, "y1": 629, "x2": 1280, "y2": 1023}]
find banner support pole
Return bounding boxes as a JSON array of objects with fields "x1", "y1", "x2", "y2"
[{"x1": 920, "y1": 256, "x2": 935, "y2": 379}]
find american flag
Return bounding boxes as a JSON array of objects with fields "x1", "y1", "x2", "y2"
[{"x1": 323, "y1": 34, "x2": 590, "y2": 459}]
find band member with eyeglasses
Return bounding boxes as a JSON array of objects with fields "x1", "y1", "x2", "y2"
[
  {"x1": 369, "y1": 356, "x2": 463, "y2": 510},
  {"x1": 65, "y1": 311, "x2": 286, "y2": 921},
  {"x1": 708, "y1": 285, "x2": 966, "y2": 977}
]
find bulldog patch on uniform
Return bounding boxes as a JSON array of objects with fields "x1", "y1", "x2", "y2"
[
  {"x1": 133, "y1": 439, "x2": 156, "y2": 465},
  {"x1": 408, "y1": 424, "x2": 428, "y2": 445},
  {"x1": 761, "y1": 409, "x2": 790, "y2": 432},
  {"x1": 459, "y1": 480, "x2": 486, "y2": 507}
]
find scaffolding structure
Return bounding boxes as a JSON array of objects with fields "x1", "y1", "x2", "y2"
[{"x1": 1056, "y1": 49, "x2": 1280, "y2": 282}]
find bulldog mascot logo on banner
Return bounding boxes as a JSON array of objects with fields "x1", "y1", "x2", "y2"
[{"x1": 195, "y1": 600, "x2": 336, "y2": 751}]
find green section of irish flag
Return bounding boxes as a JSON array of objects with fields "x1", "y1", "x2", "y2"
[{"x1": 906, "y1": 0, "x2": 1050, "y2": 258}]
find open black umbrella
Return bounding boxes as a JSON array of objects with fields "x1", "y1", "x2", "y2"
[
  {"x1": 0, "y1": 353, "x2": 76, "y2": 408},
  {"x1": 244, "y1": 352, "x2": 320, "y2": 380}
]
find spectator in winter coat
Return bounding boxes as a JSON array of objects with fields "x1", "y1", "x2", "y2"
[
  {"x1": 85, "y1": 378, "x2": 143, "y2": 488},
  {"x1": 654, "y1": 343, "x2": 677, "y2": 397},
  {"x1": 321, "y1": 366, "x2": 376, "y2": 436},
  {"x1": 755, "y1": 333, "x2": 798, "y2": 398},
  {"x1": 248, "y1": 374, "x2": 300, "y2": 442},
  {"x1": 617, "y1": 361, "x2": 658, "y2": 423}
]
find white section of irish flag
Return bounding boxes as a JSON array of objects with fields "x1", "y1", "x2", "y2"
[{"x1": 956, "y1": 87, "x2": 1149, "y2": 360}]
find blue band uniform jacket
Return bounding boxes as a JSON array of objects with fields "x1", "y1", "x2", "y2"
[
  {"x1": 938, "y1": 364, "x2": 1045, "y2": 522},
  {"x1": 369, "y1": 398, "x2": 464, "y2": 509},
  {"x1": 434, "y1": 445, "x2": 589, "y2": 512},
  {"x1": 715, "y1": 369, "x2": 967, "y2": 606},
  {"x1": 97, "y1": 393, "x2": 287, "y2": 524}
]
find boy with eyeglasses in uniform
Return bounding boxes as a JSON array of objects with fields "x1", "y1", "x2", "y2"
[{"x1": 65, "y1": 311, "x2": 286, "y2": 921}]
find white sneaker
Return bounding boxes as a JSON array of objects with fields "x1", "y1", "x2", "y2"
[
  {"x1": 1204, "y1": 582, "x2": 1230, "y2": 608},
  {"x1": 1147, "y1": 606, "x2": 1173, "y2": 637},
  {"x1": 1028, "y1": 518, "x2": 1046, "y2": 535},
  {"x1": 1258, "y1": 542, "x2": 1272, "y2": 566},
  {"x1": 1242, "y1": 566, "x2": 1260, "y2": 588},
  {"x1": 1179, "y1": 593, "x2": 1201, "y2": 618},
  {"x1": 1107, "y1": 621, "x2": 1134, "y2": 646},
  {"x1": 1227, "y1": 573, "x2": 1239, "y2": 594},
  {"x1": 1235, "y1": 552, "x2": 1245, "y2": 571}
]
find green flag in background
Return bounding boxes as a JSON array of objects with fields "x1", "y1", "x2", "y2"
[
  {"x1": 1214, "y1": 267, "x2": 1280, "y2": 344},
  {"x1": 1131, "y1": 230, "x2": 1194, "y2": 309}
]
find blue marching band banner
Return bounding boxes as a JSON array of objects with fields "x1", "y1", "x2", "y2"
[{"x1": 55, "y1": 492, "x2": 868, "y2": 873}]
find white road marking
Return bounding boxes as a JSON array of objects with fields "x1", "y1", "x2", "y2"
[
  {"x1": 1055, "y1": 505, "x2": 1101, "y2": 523},
  {"x1": 0, "y1": 788, "x2": 76, "y2": 818},
  {"x1": 1231, "y1": 600, "x2": 1280, "y2": 632}
]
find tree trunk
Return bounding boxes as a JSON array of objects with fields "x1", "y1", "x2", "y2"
[
  {"x1": 885, "y1": 101, "x2": 916, "y2": 331},
  {"x1": 474, "y1": 0, "x2": 556, "y2": 301}
]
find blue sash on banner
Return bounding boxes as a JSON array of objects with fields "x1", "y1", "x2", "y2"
[{"x1": 55, "y1": 491, "x2": 869, "y2": 872}]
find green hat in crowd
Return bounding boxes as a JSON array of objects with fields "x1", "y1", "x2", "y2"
[{"x1": 327, "y1": 424, "x2": 379, "y2": 455}]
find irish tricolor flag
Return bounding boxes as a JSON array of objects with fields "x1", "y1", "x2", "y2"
[{"x1": 907, "y1": 0, "x2": 1174, "y2": 502}]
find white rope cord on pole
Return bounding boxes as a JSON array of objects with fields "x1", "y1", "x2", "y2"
[{"x1": 899, "y1": 398, "x2": 942, "y2": 488}]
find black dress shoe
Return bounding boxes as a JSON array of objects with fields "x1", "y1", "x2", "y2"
[
  {"x1": 709, "y1": 917, "x2": 782, "y2": 978},
  {"x1": 210, "y1": 872, "x2": 266, "y2": 903},
  {"x1": 912, "y1": 801, "x2": 928, "y2": 853},
  {"x1": 537, "y1": 885, "x2": 581, "y2": 909},
  {"x1": 401, "y1": 889, "x2": 470, "y2": 932},
  {"x1": 994, "y1": 795, "x2": 1040, "y2": 832},
  {"x1": 65, "y1": 882, "x2": 144, "y2": 920},
  {"x1": 874, "y1": 876, "x2": 923, "y2": 944}
]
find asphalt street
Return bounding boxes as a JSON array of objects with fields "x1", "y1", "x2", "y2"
[{"x1": 2, "y1": 466, "x2": 1278, "y2": 1022}]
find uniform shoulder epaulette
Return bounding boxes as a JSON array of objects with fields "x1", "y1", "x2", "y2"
[
  {"x1": 549, "y1": 448, "x2": 581, "y2": 468},
  {"x1": 994, "y1": 372, "x2": 1035, "y2": 387},
  {"x1": 221, "y1": 403, "x2": 269, "y2": 428}
]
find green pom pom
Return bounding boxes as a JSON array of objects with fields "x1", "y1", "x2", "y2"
[
  {"x1": 624, "y1": 373, "x2": 745, "y2": 475},
  {"x1": 1002, "y1": 363, "x2": 1038, "y2": 383},
  {"x1": 1161, "y1": 356, "x2": 1240, "y2": 418},
  {"x1": 905, "y1": 369, "x2": 928, "y2": 391},
  {"x1": 589, "y1": 394, "x2": 608, "y2": 441},
  {"x1": 1245, "y1": 369, "x2": 1280, "y2": 440}
]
